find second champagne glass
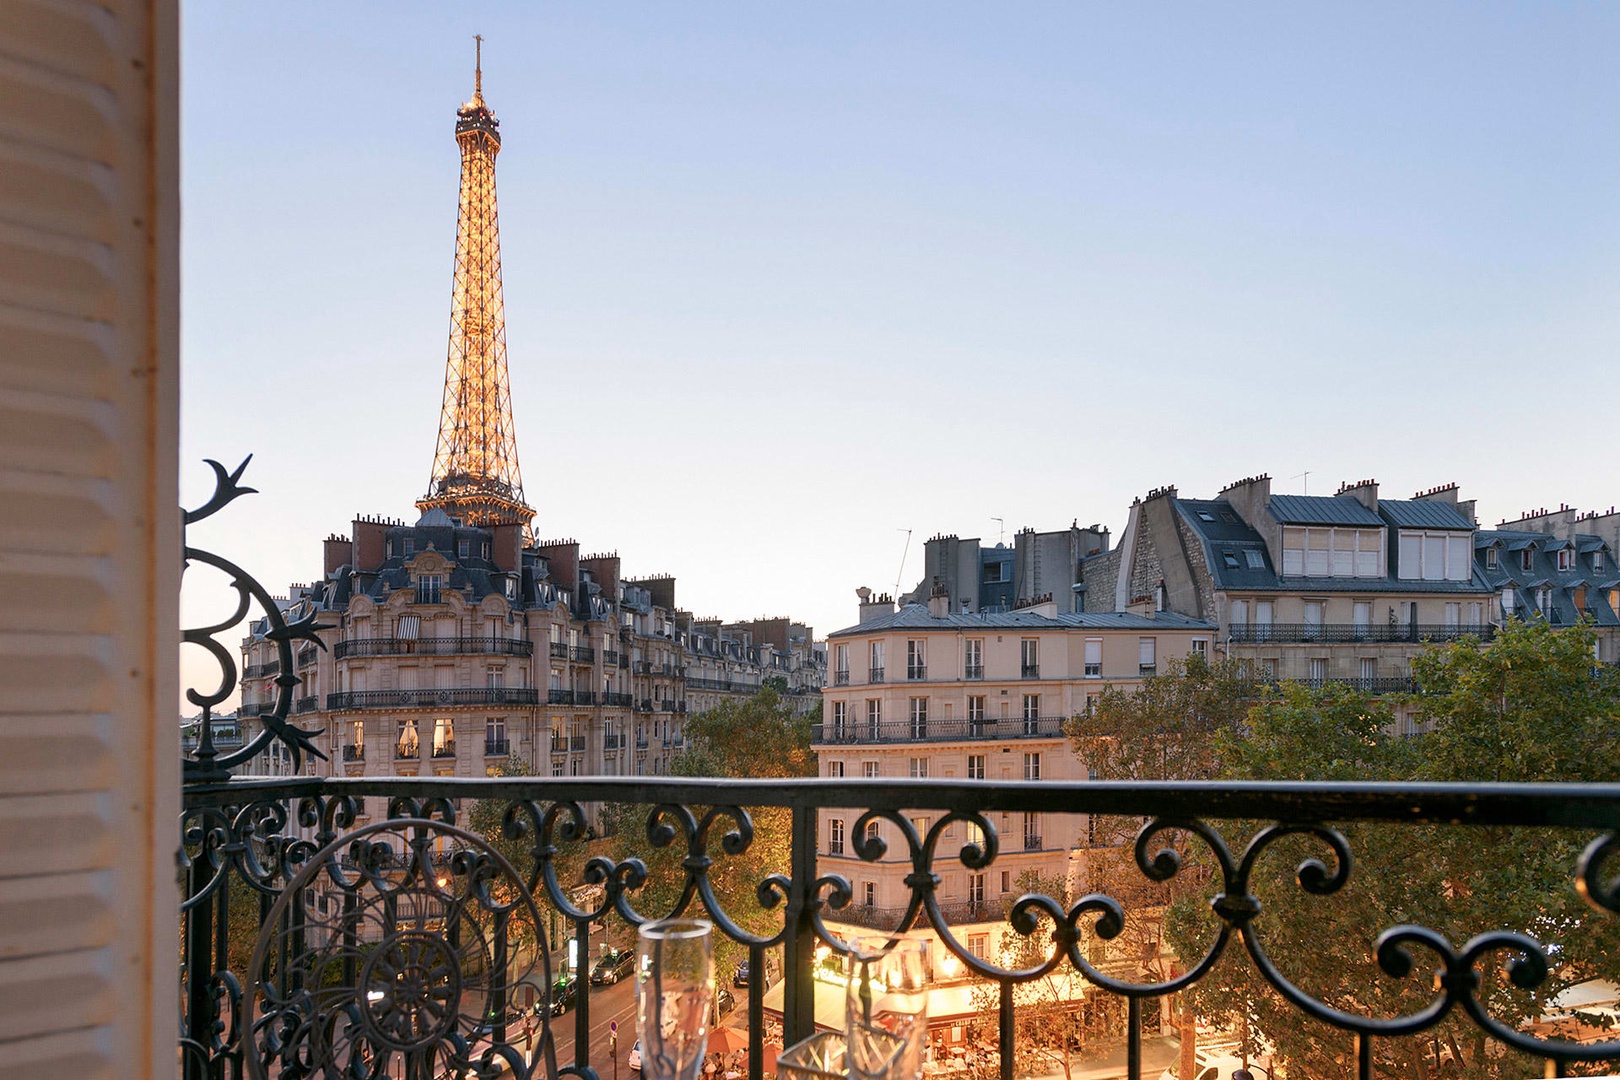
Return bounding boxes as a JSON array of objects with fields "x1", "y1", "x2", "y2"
[
  {"x1": 846, "y1": 935, "x2": 929, "y2": 1080},
  {"x1": 637, "y1": 918, "x2": 715, "y2": 1080}
]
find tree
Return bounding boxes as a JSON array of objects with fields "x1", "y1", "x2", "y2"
[
  {"x1": 605, "y1": 688, "x2": 818, "y2": 978},
  {"x1": 967, "y1": 869, "x2": 1125, "y2": 1080},
  {"x1": 1064, "y1": 654, "x2": 1259, "y2": 1075},
  {"x1": 1164, "y1": 623, "x2": 1620, "y2": 1079}
]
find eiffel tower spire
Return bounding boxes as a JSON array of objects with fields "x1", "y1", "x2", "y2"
[{"x1": 418, "y1": 38, "x2": 534, "y2": 529}]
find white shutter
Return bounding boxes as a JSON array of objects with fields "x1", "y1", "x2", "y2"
[{"x1": 0, "y1": 2, "x2": 180, "y2": 1078}]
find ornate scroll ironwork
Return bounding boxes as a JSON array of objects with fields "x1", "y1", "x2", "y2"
[{"x1": 183, "y1": 456, "x2": 329, "y2": 781}]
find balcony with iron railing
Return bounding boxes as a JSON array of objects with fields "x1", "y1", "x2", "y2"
[
  {"x1": 550, "y1": 642, "x2": 569, "y2": 659},
  {"x1": 294, "y1": 695, "x2": 319, "y2": 714},
  {"x1": 1229, "y1": 623, "x2": 1497, "y2": 645},
  {"x1": 242, "y1": 660, "x2": 281, "y2": 679},
  {"x1": 548, "y1": 689, "x2": 598, "y2": 706},
  {"x1": 179, "y1": 773, "x2": 1620, "y2": 1080},
  {"x1": 484, "y1": 737, "x2": 510, "y2": 757},
  {"x1": 571, "y1": 645, "x2": 596, "y2": 663},
  {"x1": 1021, "y1": 663, "x2": 1040, "y2": 679},
  {"x1": 907, "y1": 664, "x2": 927, "y2": 681},
  {"x1": 325, "y1": 687, "x2": 540, "y2": 710},
  {"x1": 431, "y1": 740, "x2": 456, "y2": 759},
  {"x1": 395, "y1": 740, "x2": 419, "y2": 760},
  {"x1": 813, "y1": 715, "x2": 1070, "y2": 745},
  {"x1": 868, "y1": 665, "x2": 885, "y2": 683},
  {"x1": 834, "y1": 669, "x2": 849, "y2": 686},
  {"x1": 964, "y1": 663, "x2": 984, "y2": 680},
  {"x1": 341, "y1": 743, "x2": 363, "y2": 761},
  {"x1": 334, "y1": 636, "x2": 533, "y2": 659},
  {"x1": 602, "y1": 691, "x2": 634, "y2": 708}
]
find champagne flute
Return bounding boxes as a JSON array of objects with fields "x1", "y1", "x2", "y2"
[
  {"x1": 637, "y1": 919, "x2": 715, "y2": 1080},
  {"x1": 846, "y1": 936, "x2": 929, "y2": 1080}
]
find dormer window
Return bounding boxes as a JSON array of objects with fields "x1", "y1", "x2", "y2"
[
  {"x1": 1397, "y1": 530, "x2": 1472, "y2": 582},
  {"x1": 458, "y1": 540, "x2": 470, "y2": 559},
  {"x1": 1596, "y1": 551, "x2": 1606, "y2": 572},
  {"x1": 402, "y1": 538, "x2": 414, "y2": 557},
  {"x1": 1221, "y1": 551, "x2": 1240, "y2": 569},
  {"x1": 1485, "y1": 548, "x2": 1498, "y2": 570},
  {"x1": 415, "y1": 574, "x2": 442, "y2": 604},
  {"x1": 1557, "y1": 549, "x2": 1572, "y2": 572},
  {"x1": 1282, "y1": 527, "x2": 1381, "y2": 578},
  {"x1": 1521, "y1": 549, "x2": 1533, "y2": 571}
]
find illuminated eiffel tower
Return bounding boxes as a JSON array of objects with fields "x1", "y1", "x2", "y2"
[{"x1": 417, "y1": 37, "x2": 534, "y2": 530}]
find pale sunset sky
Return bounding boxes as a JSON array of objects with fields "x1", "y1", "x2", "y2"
[{"x1": 180, "y1": 4, "x2": 1620, "y2": 700}]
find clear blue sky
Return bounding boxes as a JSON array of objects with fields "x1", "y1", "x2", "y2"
[{"x1": 180, "y1": 3, "x2": 1620, "y2": 696}]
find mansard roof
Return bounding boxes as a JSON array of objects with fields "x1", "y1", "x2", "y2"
[
  {"x1": 1266, "y1": 494, "x2": 1383, "y2": 527},
  {"x1": 828, "y1": 603, "x2": 1213, "y2": 638},
  {"x1": 1378, "y1": 499, "x2": 1475, "y2": 531}
]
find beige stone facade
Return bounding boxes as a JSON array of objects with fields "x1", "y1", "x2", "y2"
[{"x1": 813, "y1": 599, "x2": 1214, "y2": 931}]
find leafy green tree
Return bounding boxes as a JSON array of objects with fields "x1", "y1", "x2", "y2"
[
  {"x1": 1165, "y1": 623, "x2": 1620, "y2": 1079},
  {"x1": 605, "y1": 688, "x2": 818, "y2": 978}
]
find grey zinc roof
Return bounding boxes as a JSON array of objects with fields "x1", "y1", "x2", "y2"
[
  {"x1": 1266, "y1": 494, "x2": 1383, "y2": 527},
  {"x1": 1378, "y1": 499, "x2": 1475, "y2": 531},
  {"x1": 828, "y1": 603, "x2": 1214, "y2": 638}
]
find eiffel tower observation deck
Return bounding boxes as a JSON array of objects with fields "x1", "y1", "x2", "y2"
[{"x1": 418, "y1": 38, "x2": 534, "y2": 530}]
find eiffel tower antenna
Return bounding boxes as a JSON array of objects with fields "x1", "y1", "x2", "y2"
[{"x1": 417, "y1": 39, "x2": 534, "y2": 530}]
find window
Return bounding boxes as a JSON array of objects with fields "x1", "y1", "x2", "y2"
[
  {"x1": 1282, "y1": 527, "x2": 1381, "y2": 578},
  {"x1": 1085, "y1": 692, "x2": 1100, "y2": 714},
  {"x1": 1000, "y1": 870, "x2": 1011, "y2": 893},
  {"x1": 909, "y1": 757, "x2": 928, "y2": 778},
  {"x1": 866, "y1": 699, "x2": 881, "y2": 738},
  {"x1": 402, "y1": 538, "x2": 414, "y2": 557},
  {"x1": 432, "y1": 717, "x2": 454, "y2": 756},
  {"x1": 1595, "y1": 550, "x2": 1606, "y2": 572},
  {"x1": 486, "y1": 665, "x2": 504, "y2": 688},
  {"x1": 1521, "y1": 548, "x2": 1534, "y2": 571},
  {"x1": 832, "y1": 700, "x2": 847, "y2": 738},
  {"x1": 1467, "y1": 602, "x2": 1483, "y2": 628},
  {"x1": 1397, "y1": 530, "x2": 1472, "y2": 581},
  {"x1": 909, "y1": 697, "x2": 928, "y2": 738},
  {"x1": 968, "y1": 873, "x2": 985, "y2": 906},
  {"x1": 1023, "y1": 812, "x2": 1040, "y2": 850},
  {"x1": 967, "y1": 696, "x2": 986, "y2": 729},
  {"x1": 1501, "y1": 588, "x2": 1517, "y2": 617},
  {"x1": 906, "y1": 639, "x2": 926, "y2": 680},
  {"x1": 1308, "y1": 657, "x2": 1327, "y2": 682},
  {"x1": 1260, "y1": 658, "x2": 1277, "y2": 679},
  {"x1": 1445, "y1": 602, "x2": 1460, "y2": 628},
  {"x1": 1557, "y1": 548, "x2": 1573, "y2": 572},
  {"x1": 1353, "y1": 602, "x2": 1372, "y2": 635},
  {"x1": 1022, "y1": 694, "x2": 1039, "y2": 733},
  {"x1": 1221, "y1": 551, "x2": 1240, "y2": 569},
  {"x1": 396, "y1": 718, "x2": 418, "y2": 756},
  {"x1": 1020, "y1": 638, "x2": 1039, "y2": 678},
  {"x1": 965, "y1": 822, "x2": 986, "y2": 849},
  {"x1": 869, "y1": 640, "x2": 885, "y2": 681},
  {"x1": 396, "y1": 614, "x2": 421, "y2": 640},
  {"x1": 1138, "y1": 637, "x2": 1156, "y2": 676},
  {"x1": 1485, "y1": 548, "x2": 1498, "y2": 570},
  {"x1": 1359, "y1": 658, "x2": 1376, "y2": 681},
  {"x1": 966, "y1": 754, "x2": 985, "y2": 780},
  {"x1": 457, "y1": 539, "x2": 470, "y2": 559},
  {"x1": 1245, "y1": 549, "x2": 1266, "y2": 569},
  {"x1": 865, "y1": 820, "x2": 881, "y2": 843},
  {"x1": 487, "y1": 716, "x2": 505, "y2": 742},
  {"x1": 1191, "y1": 638, "x2": 1207, "y2": 658},
  {"x1": 834, "y1": 644, "x2": 849, "y2": 684},
  {"x1": 911, "y1": 816, "x2": 929, "y2": 837},
  {"x1": 968, "y1": 933, "x2": 989, "y2": 960},
  {"x1": 1023, "y1": 752, "x2": 1041, "y2": 781},
  {"x1": 1084, "y1": 638, "x2": 1102, "y2": 677},
  {"x1": 828, "y1": 818, "x2": 845, "y2": 855},
  {"x1": 864, "y1": 761, "x2": 880, "y2": 779},
  {"x1": 415, "y1": 574, "x2": 442, "y2": 604},
  {"x1": 862, "y1": 882, "x2": 875, "y2": 907},
  {"x1": 1230, "y1": 600, "x2": 1248, "y2": 629},
  {"x1": 827, "y1": 761, "x2": 845, "y2": 778},
  {"x1": 964, "y1": 639, "x2": 983, "y2": 679}
]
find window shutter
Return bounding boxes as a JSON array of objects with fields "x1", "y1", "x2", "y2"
[{"x1": 0, "y1": 2, "x2": 180, "y2": 1076}]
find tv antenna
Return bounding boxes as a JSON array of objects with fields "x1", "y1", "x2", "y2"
[
  {"x1": 992, "y1": 517, "x2": 1005, "y2": 545},
  {"x1": 1291, "y1": 471, "x2": 1311, "y2": 495},
  {"x1": 893, "y1": 529, "x2": 913, "y2": 597}
]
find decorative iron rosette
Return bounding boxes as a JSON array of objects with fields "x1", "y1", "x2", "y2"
[{"x1": 245, "y1": 820, "x2": 556, "y2": 1080}]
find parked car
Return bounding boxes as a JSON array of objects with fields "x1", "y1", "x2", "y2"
[
  {"x1": 1156, "y1": 1053, "x2": 1256, "y2": 1080},
  {"x1": 590, "y1": 948, "x2": 635, "y2": 986},
  {"x1": 627, "y1": 1039, "x2": 642, "y2": 1072},
  {"x1": 546, "y1": 977, "x2": 579, "y2": 1017},
  {"x1": 732, "y1": 962, "x2": 750, "y2": 988}
]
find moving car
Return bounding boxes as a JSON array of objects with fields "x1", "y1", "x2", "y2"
[
  {"x1": 546, "y1": 977, "x2": 579, "y2": 1017},
  {"x1": 590, "y1": 948, "x2": 635, "y2": 986}
]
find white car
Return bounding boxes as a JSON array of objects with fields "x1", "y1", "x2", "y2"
[
  {"x1": 1157, "y1": 1052, "x2": 1254, "y2": 1080},
  {"x1": 626, "y1": 1039, "x2": 642, "y2": 1073}
]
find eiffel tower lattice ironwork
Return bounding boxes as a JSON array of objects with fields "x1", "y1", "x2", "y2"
[{"x1": 418, "y1": 37, "x2": 534, "y2": 529}]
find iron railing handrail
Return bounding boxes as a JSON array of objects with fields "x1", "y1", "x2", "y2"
[
  {"x1": 326, "y1": 688, "x2": 540, "y2": 710},
  {"x1": 1229, "y1": 623, "x2": 1496, "y2": 644},
  {"x1": 334, "y1": 636, "x2": 534, "y2": 659},
  {"x1": 814, "y1": 715, "x2": 1071, "y2": 744}
]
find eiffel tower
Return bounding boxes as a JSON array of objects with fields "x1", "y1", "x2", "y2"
[{"x1": 417, "y1": 38, "x2": 534, "y2": 529}]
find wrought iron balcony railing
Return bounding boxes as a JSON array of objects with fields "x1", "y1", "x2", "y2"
[
  {"x1": 340, "y1": 743, "x2": 363, "y2": 761},
  {"x1": 179, "y1": 775, "x2": 1620, "y2": 1080},
  {"x1": 869, "y1": 665, "x2": 885, "y2": 683},
  {"x1": 834, "y1": 669, "x2": 850, "y2": 686},
  {"x1": 603, "y1": 691, "x2": 634, "y2": 708},
  {"x1": 964, "y1": 663, "x2": 984, "y2": 680},
  {"x1": 395, "y1": 741, "x2": 419, "y2": 760},
  {"x1": 813, "y1": 715, "x2": 1070, "y2": 744},
  {"x1": 571, "y1": 645, "x2": 596, "y2": 663},
  {"x1": 334, "y1": 635, "x2": 534, "y2": 659},
  {"x1": 431, "y1": 740, "x2": 456, "y2": 759},
  {"x1": 293, "y1": 694, "x2": 319, "y2": 714},
  {"x1": 1229, "y1": 623, "x2": 1497, "y2": 645},
  {"x1": 907, "y1": 664, "x2": 927, "y2": 681},
  {"x1": 325, "y1": 687, "x2": 540, "y2": 710},
  {"x1": 484, "y1": 737, "x2": 510, "y2": 757},
  {"x1": 1021, "y1": 663, "x2": 1040, "y2": 678}
]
